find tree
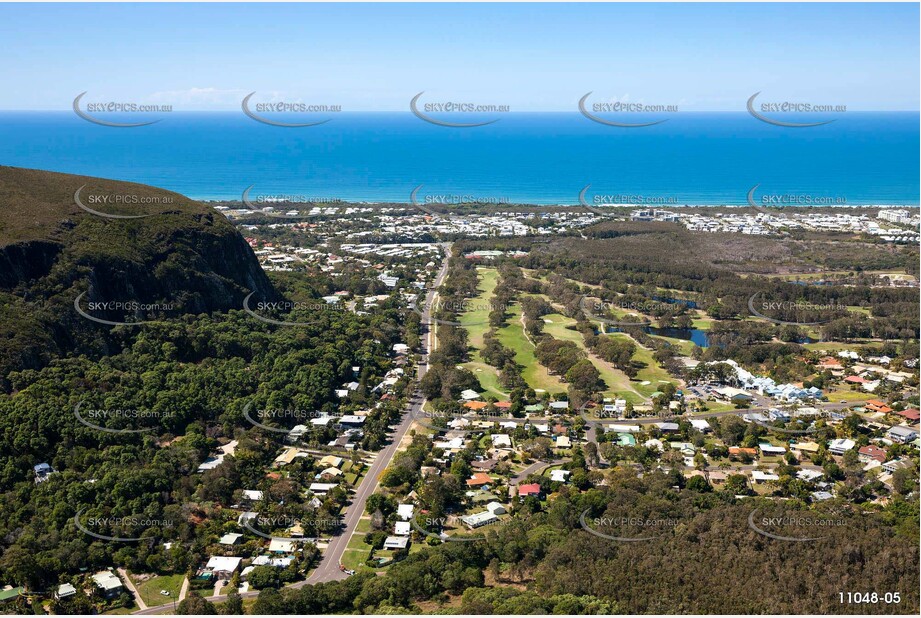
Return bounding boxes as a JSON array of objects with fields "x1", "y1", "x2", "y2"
[
  {"x1": 565, "y1": 360, "x2": 602, "y2": 393},
  {"x1": 248, "y1": 565, "x2": 281, "y2": 590},
  {"x1": 687, "y1": 475, "x2": 712, "y2": 492},
  {"x1": 177, "y1": 592, "x2": 216, "y2": 615},
  {"x1": 221, "y1": 591, "x2": 243, "y2": 615},
  {"x1": 584, "y1": 441, "x2": 599, "y2": 468}
]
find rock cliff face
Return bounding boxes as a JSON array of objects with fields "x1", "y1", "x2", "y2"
[{"x1": 0, "y1": 166, "x2": 278, "y2": 386}]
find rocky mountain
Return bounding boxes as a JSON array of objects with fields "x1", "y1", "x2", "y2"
[{"x1": 0, "y1": 166, "x2": 278, "y2": 387}]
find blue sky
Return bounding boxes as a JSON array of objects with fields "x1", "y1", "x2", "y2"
[{"x1": 1, "y1": 2, "x2": 918, "y2": 111}]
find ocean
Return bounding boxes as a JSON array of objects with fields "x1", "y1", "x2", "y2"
[{"x1": 0, "y1": 111, "x2": 918, "y2": 205}]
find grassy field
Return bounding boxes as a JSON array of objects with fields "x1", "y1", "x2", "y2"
[
  {"x1": 607, "y1": 332, "x2": 675, "y2": 398},
  {"x1": 648, "y1": 333, "x2": 697, "y2": 356},
  {"x1": 340, "y1": 516, "x2": 375, "y2": 572},
  {"x1": 459, "y1": 268, "x2": 508, "y2": 397},
  {"x1": 459, "y1": 267, "x2": 500, "y2": 349},
  {"x1": 823, "y1": 386, "x2": 872, "y2": 402},
  {"x1": 130, "y1": 573, "x2": 184, "y2": 608},
  {"x1": 497, "y1": 305, "x2": 566, "y2": 395}
]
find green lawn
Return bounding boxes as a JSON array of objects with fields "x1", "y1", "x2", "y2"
[
  {"x1": 607, "y1": 332, "x2": 675, "y2": 398},
  {"x1": 465, "y1": 361, "x2": 508, "y2": 398},
  {"x1": 459, "y1": 268, "x2": 507, "y2": 397},
  {"x1": 459, "y1": 267, "x2": 500, "y2": 349},
  {"x1": 648, "y1": 333, "x2": 696, "y2": 356},
  {"x1": 496, "y1": 305, "x2": 565, "y2": 394},
  {"x1": 130, "y1": 573, "x2": 184, "y2": 608}
]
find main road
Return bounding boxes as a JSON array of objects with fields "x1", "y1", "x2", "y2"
[{"x1": 302, "y1": 244, "x2": 451, "y2": 584}]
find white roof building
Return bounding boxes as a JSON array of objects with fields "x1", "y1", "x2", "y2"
[
  {"x1": 206, "y1": 556, "x2": 243, "y2": 574},
  {"x1": 91, "y1": 570, "x2": 123, "y2": 595},
  {"x1": 828, "y1": 438, "x2": 857, "y2": 455},
  {"x1": 219, "y1": 533, "x2": 243, "y2": 545},
  {"x1": 268, "y1": 539, "x2": 296, "y2": 553},
  {"x1": 751, "y1": 470, "x2": 780, "y2": 483},
  {"x1": 394, "y1": 521, "x2": 411, "y2": 536},
  {"x1": 690, "y1": 419, "x2": 711, "y2": 432},
  {"x1": 384, "y1": 536, "x2": 409, "y2": 549},
  {"x1": 308, "y1": 482, "x2": 338, "y2": 495},
  {"x1": 491, "y1": 434, "x2": 512, "y2": 448}
]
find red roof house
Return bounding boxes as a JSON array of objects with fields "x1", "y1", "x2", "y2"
[{"x1": 517, "y1": 483, "x2": 542, "y2": 498}]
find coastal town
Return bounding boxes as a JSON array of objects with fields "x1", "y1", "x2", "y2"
[{"x1": 9, "y1": 195, "x2": 915, "y2": 614}]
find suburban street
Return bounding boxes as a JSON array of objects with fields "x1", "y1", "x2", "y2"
[{"x1": 301, "y1": 241, "x2": 453, "y2": 583}]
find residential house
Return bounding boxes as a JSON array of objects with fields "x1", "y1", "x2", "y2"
[
  {"x1": 858, "y1": 445, "x2": 888, "y2": 464},
  {"x1": 461, "y1": 510, "x2": 499, "y2": 529},
  {"x1": 491, "y1": 434, "x2": 512, "y2": 449},
  {"x1": 394, "y1": 521, "x2": 411, "y2": 536},
  {"x1": 790, "y1": 441, "x2": 821, "y2": 460},
  {"x1": 517, "y1": 483, "x2": 542, "y2": 500},
  {"x1": 549, "y1": 469, "x2": 570, "y2": 483},
  {"x1": 690, "y1": 419, "x2": 711, "y2": 432},
  {"x1": 758, "y1": 443, "x2": 787, "y2": 456},
  {"x1": 883, "y1": 459, "x2": 913, "y2": 473},
  {"x1": 33, "y1": 462, "x2": 54, "y2": 483},
  {"x1": 205, "y1": 556, "x2": 243, "y2": 579},
  {"x1": 895, "y1": 409, "x2": 920, "y2": 424},
  {"x1": 486, "y1": 502, "x2": 507, "y2": 515},
  {"x1": 219, "y1": 533, "x2": 243, "y2": 546},
  {"x1": 750, "y1": 470, "x2": 780, "y2": 483},
  {"x1": 887, "y1": 426, "x2": 919, "y2": 444},
  {"x1": 466, "y1": 472, "x2": 493, "y2": 488},
  {"x1": 268, "y1": 539, "x2": 296, "y2": 553},
  {"x1": 828, "y1": 438, "x2": 856, "y2": 455},
  {"x1": 92, "y1": 570, "x2": 124, "y2": 598},
  {"x1": 383, "y1": 536, "x2": 409, "y2": 550}
]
